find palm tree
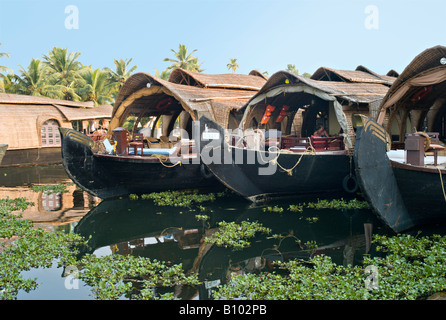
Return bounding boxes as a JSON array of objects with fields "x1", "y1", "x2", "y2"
[
  {"x1": 286, "y1": 64, "x2": 299, "y2": 75},
  {"x1": 0, "y1": 43, "x2": 13, "y2": 92},
  {"x1": 286, "y1": 64, "x2": 311, "y2": 78},
  {"x1": 0, "y1": 73, "x2": 18, "y2": 93},
  {"x1": 42, "y1": 47, "x2": 85, "y2": 100},
  {"x1": 15, "y1": 58, "x2": 64, "y2": 98},
  {"x1": 227, "y1": 58, "x2": 239, "y2": 73},
  {"x1": 154, "y1": 68, "x2": 171, "y2": 80},
  {"x1": 0, "y1": 43, "x2": 13, "y2": 75},
  {"x1": 104, "y1": 58, "x2": 137, "y2": 99},
  {"x1": 164, "y1": 44, "x2": 203, "y2": 72},
  {"x1": 79, "y1": 66, "x2": 113, "y2": 106}
]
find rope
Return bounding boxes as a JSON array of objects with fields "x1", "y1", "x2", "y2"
[
  {"x1": 202, "y1": 130, "x2": 316, "y2": 176},
  {"x1": 437, "y1": 167, "x2": 446, "y2": 203},
  {"x1": 264, "y1": 145, "x2": 316, "y2": 176},
  {"x1": 151, "y1": 154, "x2": 182, "y2": 168}
]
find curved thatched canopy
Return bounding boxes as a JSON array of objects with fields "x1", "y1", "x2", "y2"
[
  {"x1": 386, "y1": 69, "x2": 400, "y2": 78},
  {"x1": 248, "y1": 70, "x2": 268, "y2": 80},
  {"x1": 109, "y1": 70, "x2": 266, "y2": 136},
  {"x1": 377, "y1": 45, "x2": 446, "y2": 139},
  {"x1": 240, "y1": 70, "x2": 389, "y2": 122},
  {"x1": 311, "y1": 66, "x2": 395, "y2": 86},
  {"x1": 168, "y1": 68, "x2": 267, "y2": 90},
  {"x1": 237, "y1": 70, "x2": 390, "y2": 147}
]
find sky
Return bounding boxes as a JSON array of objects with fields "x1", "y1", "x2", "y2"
[{"x1": 1, "y1": 0, "x2": 446, "y2": 78}]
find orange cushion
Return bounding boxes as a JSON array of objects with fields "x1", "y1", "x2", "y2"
[{"x1": 429, "y1": 144, "x2": 445, "y2": 150}]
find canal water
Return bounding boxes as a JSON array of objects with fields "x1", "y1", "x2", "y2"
[{"x1": 0, "y1": 164, "x2": 436, "y2": 300}]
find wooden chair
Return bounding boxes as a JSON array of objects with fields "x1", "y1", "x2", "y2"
[
  {"x1": 128, "y1": 132, "x2": 144, "y2": 156},
  {"x1": 426, "y1": 132, "x2": 445, "y2": 166}
]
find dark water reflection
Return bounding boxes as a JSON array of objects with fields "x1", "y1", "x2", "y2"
[
  {"x1": 74, "y1": 193, "x2": 388, "y2": 299},
  {"x1": 1, "y1": 165, "x2": 395, "y2": 299}
]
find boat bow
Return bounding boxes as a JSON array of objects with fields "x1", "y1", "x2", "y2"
[{"x1": 354, "y1": 116, "x2": 413, "y2": 232}]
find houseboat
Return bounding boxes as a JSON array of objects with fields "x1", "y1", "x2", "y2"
[
  {"x1": 60, "y1": 69, "x2": 267, "y2": 199},
  {"x1": 355, "y1": 46, "x2": 446, "y2": 232},
  {"x1": 199, "y1": 67, "x2": 394, "y2": 203},
  {"x1": 0, "y1": 93, "x2": 112, "y2": 167}
]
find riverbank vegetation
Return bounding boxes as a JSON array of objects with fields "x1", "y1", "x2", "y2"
[{"x1": 1, "y1": 191, "x2": 445, "y2": 300}]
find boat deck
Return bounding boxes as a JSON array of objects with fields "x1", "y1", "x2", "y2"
[{"x1": 387, "y1": 149, "x2": 446, "y2": 169}]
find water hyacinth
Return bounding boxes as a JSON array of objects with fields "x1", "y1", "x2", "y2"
[
  {"x1": 213, "y1": 234, "x2": 446, "y2": 300},
  {"x1": 205, "y1": 221, "x2": 271, "y2": 250},
  {"x1": 263, "y1": 198, "x2": 370, "y2": 213},
  {"x1": 129, "y1": 189, "x2": 226, "y2": 208}
]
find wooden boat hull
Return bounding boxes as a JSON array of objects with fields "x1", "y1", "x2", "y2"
[
  {"x1": 354, "y1": 116, "x2": 446, "y2": 232},
  {"x1": 60, "y1": 128, "x2": 217, "y2": 199},
  {"x1": 199, "y1": 116, "x2": 356, "y2": 203}
]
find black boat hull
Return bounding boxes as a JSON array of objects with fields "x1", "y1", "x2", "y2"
[
  {"x1": 199, "y1": 117, "x2": 356, "y2": 202},
  {"x1": 60, "y1": 128, "x2": 217, "y2": 199},
  {"x1": 392, "y1": 162, "x2": 446, "y2": 227},
  {"x1": 354, "y1": 116, "x2": 446, "y2": 232}
]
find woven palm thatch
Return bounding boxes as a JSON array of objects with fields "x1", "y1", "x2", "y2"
[
  {"x1": 0, "y1": 93, "x2": 112, "y2": 150},
  {"x1": 248, "y1": 70, "x2": 268, "y2": 80},
  {"x1": 241, "y1": 70, "x2": 389, "y2": 114},
  {"x1": 110, "y1": 69, "x2": 267, "y2": 135},
  {"x1": 379, "y1": 46, "x2": 446, "y2": 114},
  {"x1": 311, "y1": 66, "x2": 395, "y2": 86},
  {"x1": 375, "y1": 45, "x2": 446, "y2": 141},
  {"x1": 168, "y1": 68, "x2": 267, "y2": 90}
]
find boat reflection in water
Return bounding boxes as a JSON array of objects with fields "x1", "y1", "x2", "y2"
[
  {"x1": 0, "y1": 164, "x2": 97, "y2": 230},
  {"x1": 74, "y1": 194, "x2": 384, "y2": 300}
]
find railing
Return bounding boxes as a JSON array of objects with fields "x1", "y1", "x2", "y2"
[{"x1": 281, "y1": 136, "x2": 345, "y2": 151}]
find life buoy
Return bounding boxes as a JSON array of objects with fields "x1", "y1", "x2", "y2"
[
  {"x1": 156, "y1": 97, "x2": 173, "y2": 110},
  {"x1": 260, "y1": 105, "x2": 275, "y2": 125},
  {"x1": 342, "y1": 175, "x2": 358, "y2": 193},
  {"x1": 411, "y1": 86, "x2": 432, "y2": 102},
  {"x1": 275, "y1": 105, "x2": 290, "y2": 123},
  {"x1": 200, "y1": 163, "x2": 213, "y2": 179}
]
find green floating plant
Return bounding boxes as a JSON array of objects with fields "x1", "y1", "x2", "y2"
[
  {"x1": 130, "y1": 189, "x2": 226, "y2": 208},
  {"x1": 213, "y1": 234, "x2": 446, "y2": 300},
  {"x1": 263, "y1": 198, "x2": 370, "y2": 214},
  {"x1": 205, "y1": 221, "x2": 271, "y2": 250}
]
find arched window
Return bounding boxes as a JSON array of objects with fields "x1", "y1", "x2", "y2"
[{"x1": 41, "y1": 119, "x2": 61, "y2": 147}]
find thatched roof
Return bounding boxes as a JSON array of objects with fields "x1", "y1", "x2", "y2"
[
  {"x1": 311, "y1": 66, "x2": 395, "y2": 86},
  {"x1": 386, "y1": 69, "x2": 400, "y2": 78},
  {"x1": 378, "y1": 45, "x2": 446, "y2": 117},
  {"x1": 0, "y1": 93, "x2": 95, "y2": 108},
  {"x1": 53, "y1": 104, "x2": 113, "y2": 121},
  {"x1": 110, "y1": 69, "x2": 267, "y2": 132},
  {"x1": 0, "y1": 93, "x2": 112, "y2": 121},
  {"x1": 241, "y1": 70, "x2": 390, "y2": 114},
  {"x1": 0, "y1": 93, "x2": 112, "y2": 150},
  {"x1": 168, "y1": 68, "x2": 267, "y2": 90}
]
